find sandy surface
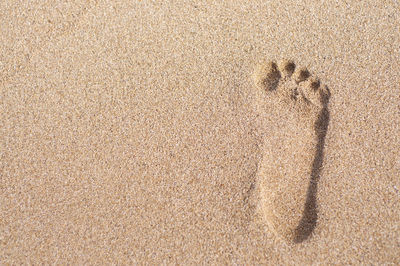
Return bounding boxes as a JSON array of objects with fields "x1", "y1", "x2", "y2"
[{"x1": 1, "y1": 0, "x2": 399, "y2": 264}]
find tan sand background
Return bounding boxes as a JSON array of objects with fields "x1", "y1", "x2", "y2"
[{"x1": 1, "y1": 0, "x2": 399, "y2": 264}]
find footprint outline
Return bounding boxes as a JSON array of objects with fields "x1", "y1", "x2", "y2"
[{"x1": 253, "y1": 59, "x2": 331, "y2": 243}]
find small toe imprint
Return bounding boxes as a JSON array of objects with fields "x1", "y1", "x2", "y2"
[
  {"x1": 294, "y1": 67, "x2": 310, "y2": 84},
  {"x1": 308, "y1": 77, "x2": 320, "y2": 91},
  {"x1": 278, "y1": 60, "x2": 296, "y2": 78}
]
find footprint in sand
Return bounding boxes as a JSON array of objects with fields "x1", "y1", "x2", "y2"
[{"x1": 253, "y1": 59, "x2": 331, "y2": 243}]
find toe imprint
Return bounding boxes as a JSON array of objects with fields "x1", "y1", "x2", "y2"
[
  {"x1": 253, "y1": 61, "x2": 281, "y2": 92},
  {"x1": 253, "y1": 59, "x2": 330, "y2": 108},
  {"x1": 278, "y1": 59, "x2": 296, "y2": 78},
  {"x1": 294, "y1": 67, "x2": 311, "y2": 84}
]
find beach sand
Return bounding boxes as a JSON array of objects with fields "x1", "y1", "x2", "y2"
[{"x1": 1, "y1": 1, "x2": 399, "y2": 264}]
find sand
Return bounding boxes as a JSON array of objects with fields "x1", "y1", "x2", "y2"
[{"x1": 1, "y1": 0, "x2": 399, "y2": 264}]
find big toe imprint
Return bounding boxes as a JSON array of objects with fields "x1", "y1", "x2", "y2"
[{"x1": 253, "y1": 59, "x2": 331, "y2": 243}]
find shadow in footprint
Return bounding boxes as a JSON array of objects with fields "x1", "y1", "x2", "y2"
[{"x1": 294, "y1": 87, "x2": 331, "y2": 243}]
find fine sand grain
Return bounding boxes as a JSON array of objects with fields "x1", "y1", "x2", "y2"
[{"x1": 1, "y1": 1, "x2": 400, "y2": 264}]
